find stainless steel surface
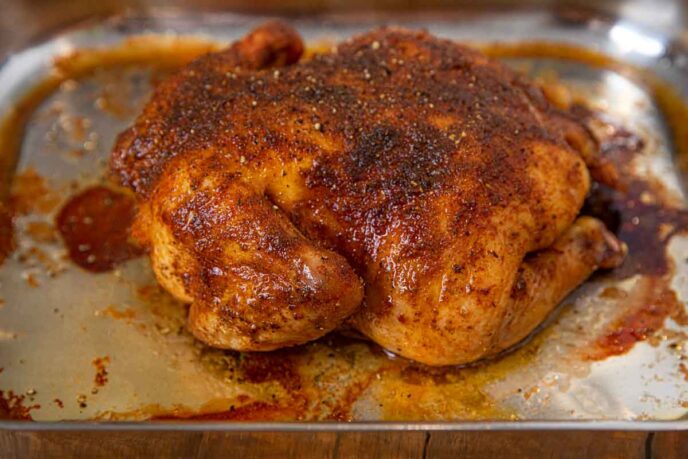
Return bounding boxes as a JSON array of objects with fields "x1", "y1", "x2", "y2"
[
  {"x1": 0, "y1": 8, "x2": 687, "y2": 429},
  {"x1": 2, "y1": 1, "x2": 687, "y2": 57}
]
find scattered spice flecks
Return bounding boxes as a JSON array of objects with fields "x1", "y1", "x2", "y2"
[
  {"x1": 9, "y1": 168, "x2": 60, "y2": 215},
  {"x1": 25, "y1": 221, "x2": 57, "y2": 244},
  {"x1": 24, "y1": 273, "x2": 40, "y2": 288},
  {"x1": 92, "y1": 355, "x2": 110, "y2": 388},
  {"x1": 680, "y1": 363, "x2": 688, "y2": 382},
  {"x1": 53, "y1": 398, "x2": 64, "y2": 409},
  {"x1": 0, "y1": 390, "x2": 39, "y2": 420},
  {"x1": 100, "y1": 305, "x2": 136, "y2": 322}
]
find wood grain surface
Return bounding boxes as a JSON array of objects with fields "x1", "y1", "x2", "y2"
[{"x1": 0, "y1": 430, "x2": 686, "y2": 458}]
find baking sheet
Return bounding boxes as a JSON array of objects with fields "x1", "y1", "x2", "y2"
[{"x1": 0, "y1": 10, "x2": 687, "y2": 429}]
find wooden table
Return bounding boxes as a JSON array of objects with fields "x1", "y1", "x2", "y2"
[{"x1": 1, "y1": 430, "x2": 686, "y2": 457}]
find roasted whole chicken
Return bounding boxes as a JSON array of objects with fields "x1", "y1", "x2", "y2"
[{"x1": 112, "y1": 22, "x2": 625, "y2": 366}]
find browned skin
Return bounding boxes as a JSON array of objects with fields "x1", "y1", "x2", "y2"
[{"x1": 112, "y1": 22, "x2": 625, "y2": 365}]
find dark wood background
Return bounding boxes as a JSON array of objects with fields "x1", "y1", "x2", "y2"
[
  {"x1": 0, "y1": 430, "x2": 686, "y2": 457},
  {"x1": 2, "y1": 0, "x2": 687, "y2": 56},
  {"x1": 1, "y1": 1, "x2": 687, "y2": 457}
]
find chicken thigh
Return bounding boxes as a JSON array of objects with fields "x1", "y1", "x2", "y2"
[{"x1": 112, "y1": 22, "x2": 624, "y2": 365}]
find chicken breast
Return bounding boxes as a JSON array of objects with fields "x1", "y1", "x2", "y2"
[{"x1": 111, "y1": 21, "x2": 625, "y2": 365}]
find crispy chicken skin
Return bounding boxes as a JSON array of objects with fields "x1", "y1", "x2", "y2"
[{"x1": 112, "y1": 22, "x2": 625, "y2": 365}]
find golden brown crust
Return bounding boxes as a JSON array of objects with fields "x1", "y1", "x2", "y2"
[
  {"x1": 111, "y1": 20, "x2": 304, "y2": 194},
  {"x1": 111, "y1": 22, "x2": 623, "y2": 363}
]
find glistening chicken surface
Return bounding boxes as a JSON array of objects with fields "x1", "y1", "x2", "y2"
[{"x1": 111, "y1": 21, "x2": 625, "y2": 366}]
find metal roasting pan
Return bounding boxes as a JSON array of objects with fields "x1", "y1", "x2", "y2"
[{"x1": 1, "y1": 1, "x2": 688, "y2": 430}]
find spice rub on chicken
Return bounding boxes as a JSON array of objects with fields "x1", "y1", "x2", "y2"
[{"x1": 111, "y1": 21, "x2": 625, "y2": 366}]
